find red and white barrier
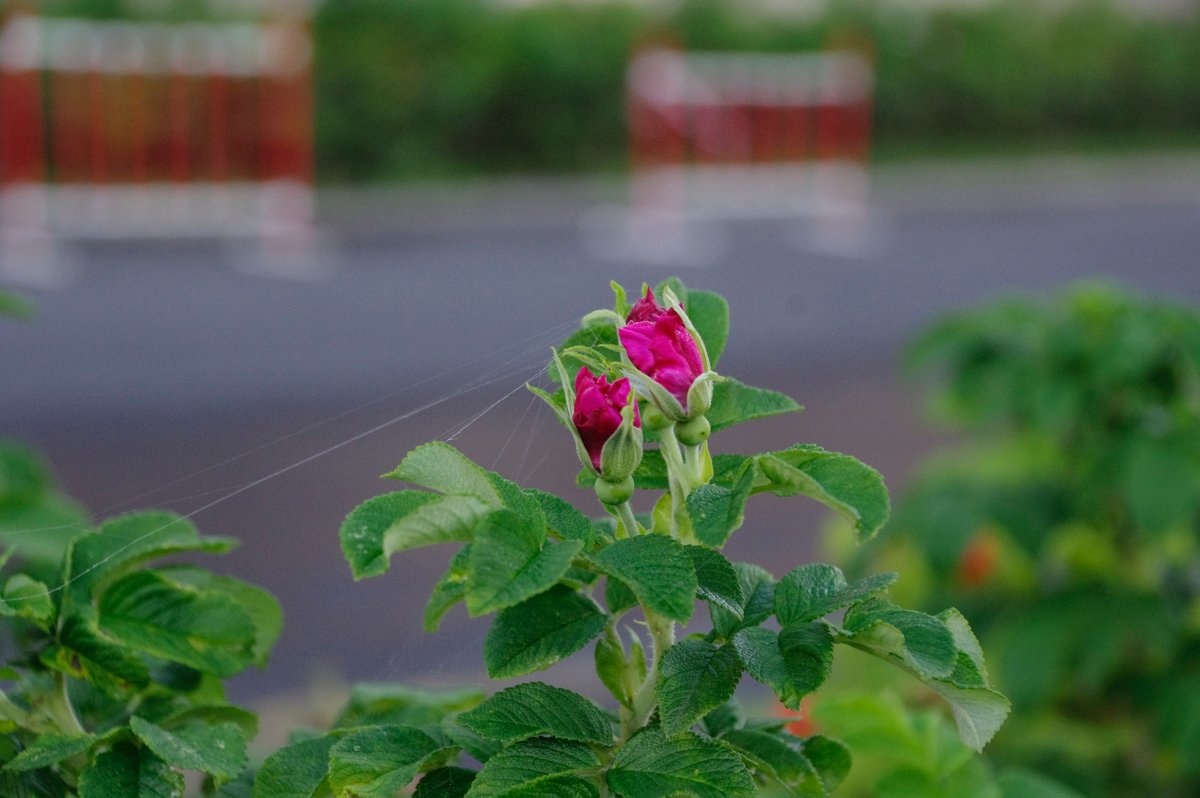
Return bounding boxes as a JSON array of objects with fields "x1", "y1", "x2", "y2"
[
  {"x1": 0, "y1": 9, "x2": 315, "y2": 282},
  {"x1": 621, "y1": 46, "x2": 874, "y2": 259}
]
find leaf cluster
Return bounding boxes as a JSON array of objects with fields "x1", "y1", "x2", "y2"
[{"x1": 0, "y1": 510, "x2": 281, "y2": 797}]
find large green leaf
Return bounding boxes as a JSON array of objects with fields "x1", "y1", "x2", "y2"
[
  {"x1": 328, "y1": 726, "x2": 454, "y2": 798},
  {"x1": 159, "y1": 567, "x2": 282, "y2": 668},
  {"x1": 463, "y1": 738, "x2": 600, "y2": 798},
  {"x1": 686, "y1": 461, "x2": 756, "y2": 548},
  {"x1": 774, "y1": 564, "x2": 897, "y2": 626},
  {"x1": 384, "y1": 443, "x2": 503, "y2": 506},
  {"x1": 732, "y1": 624, "x2": 833, "y2": 711},
  {"x1": 720, "y1": 728, "x2": 824, "y2": 797},
  {"x1": 802, "y1": 736, "x2": 852, "y2": 792},
  {"x1": 484, "y1": 586, "x2": 608, "y2": 679},
  {"x1": 466, "y1": 510, "x2": 581, "y2": 616},
  {"x1": 46, "y1": 614, "x2": 150, "y2": 695},
  {"x1": 591, "y1": 535, "x2": 696, "y2": 623},
  {"x1": 334, "y1": 683, "x2": 484, "y2": 730},
  {"x1": 686, "y1": 547, "x2": 743, "y2": 618},
  {"x1": 97, "y1": 571, "x2": 257, "y2": 678},
  {"x1": 754, "y1": 446, "x2": 890, "y2": 540},
  {"x1": 254, "y1": 734, "x2": 339, "y2": 798},
  {"x1": 0, "y1": 574, "x2": 55, "y2": 629},
  {"x1": 341, "y1": 492, "x2": 492, "y2": 580},
  {"x1": 525, "y1": 490, "x2": 594, "y2": 547},
  {"x1": 425, "y1": 547, "x2": 471, "y2": 632},
  {"x1": 4, "y1": 732, "x2": 97, "y2": 772},
  {"x1": 64, "y1": 511, "x2": 235, "y2": 606},
  {"x1": 415, "y1": 768, "x2": 476, "y2": 798},
  {"x1": 607, "y1": 727, "x2": 755, "y2": 798},
  {"x1": 656, "y1": 640, "x2": 742, "y2": 736},
  {"x1": 710, "y1": 563, "x2": 775, "y2": 641},
  {"x1": 129, "y1": 717, "x2": 247, "y2": 787},
  {"x1": 840, "y1": 599, "x2": 957, "y2": 680},
  {"x1": 458, "y1": 682, "x2": 612, "y2": 745},
  {"x1": 706, "y1": 379, "x2": 801, "y2": 433},
  {"x1": 925, "y1": 676, "x2": 1011, "y2": 754},
  {"x1": 79, "y1": 743, "x2": 183, "y2": 798}
]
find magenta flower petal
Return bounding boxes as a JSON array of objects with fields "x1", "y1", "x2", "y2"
[{"x1": 572, "y1": 367, "x2": 640, "y2": 471}]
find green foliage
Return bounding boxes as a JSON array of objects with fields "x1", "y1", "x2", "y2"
[
  {"x1": 325, "y1": 278, "x2": 1006, "y2": 797},
  {"x1": 0, "y1": 509, "x2": 279, "y2": 796},
  {"x1": 853, "y1": 283, "x2": 1200, "y2": 796}
]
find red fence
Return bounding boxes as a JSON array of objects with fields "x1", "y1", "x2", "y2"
[
  {"x1": 0, "y1": 9, "x2": 314, "y2": 278},
  {"x1": 621, "y1": 46, "x2": 874, "y2": 257}
]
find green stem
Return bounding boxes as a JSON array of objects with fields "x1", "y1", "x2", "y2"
[
  {"x1": 618, "y1": 610, "x2": 675, "y2": 744},
  {"x1": 48, "y1": 674, "x2": 85, "y2": 736},
  {"x1": 615, "y1": 501, "x2": 640, "y2": 538},
  {"x1": 657, "y1": 426, "x2": 691, "y2": 538},
  {"x1": 684, "y1": 443, "x2": 705, "y2": 484}
]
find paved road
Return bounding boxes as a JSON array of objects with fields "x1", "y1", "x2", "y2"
[{"x1": 1, "y1": 153, "x2": 1198, "y2": 708}]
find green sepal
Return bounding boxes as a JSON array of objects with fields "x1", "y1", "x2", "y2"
[{"x1": 598, "y1": 401, "x2": 644, "y2": 483}]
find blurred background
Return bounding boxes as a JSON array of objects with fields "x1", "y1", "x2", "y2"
[{"x1": 2, "y1": 0, "x2": 1199, "y2": 795}]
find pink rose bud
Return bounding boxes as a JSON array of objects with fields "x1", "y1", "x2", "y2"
[
  {"x1": 618, "y1": 288, "x2": 705, "y2": 409},
  {"x1": 573, "y1": 367, "x2": 641, "y2": 472}
]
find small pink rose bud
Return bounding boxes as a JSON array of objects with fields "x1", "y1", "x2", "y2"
[
  {"x1": 573, "y1": 367, "x2": 642, "y2": 474},
  {"x1": 618, "y1": 288, "x2": 705, "y2": 410}
]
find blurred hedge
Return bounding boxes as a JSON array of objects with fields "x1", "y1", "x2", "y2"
[{"x1": 39, "y1": 0, "x2": 1200, "y2": 181}]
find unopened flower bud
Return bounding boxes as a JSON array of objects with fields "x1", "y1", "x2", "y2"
[{"x1": 572, "y1": 367, "x2": 644, "y2": 482}]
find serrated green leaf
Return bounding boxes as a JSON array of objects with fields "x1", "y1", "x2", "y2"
[
  {"x1": 130, "y1": 717, "x2": 247, "y2": 786},
  {"x1": 466, "y1": 510, "x2": 581, "y2": 616},
  {"x1": 425, "y1": 547, "x2": 471, "y2": 632},
  {"x1": 4, "y1": 732, "x2": 96, "y2": 772},
  {"x1": 938, "y1": 608, "x2": 989, "y2": 683},
  {"x1": 341, "y1": 492, "x2": 492, "y2": 580},
  {"x1": 591, "y1": 536, "x2": 696, "y2": 623},
  {"x1": 996, "y1": 767, "x2": 1088, "y2": 798},
  {"x1": 384, "y1": 443, "x2": 503, "y2": 506},
  {"x1": 458, "y1": 682, "x2": 612, "y2": 745},
  {"x1": 254, "y1": 734, "x2": 339, "y2": 798},
  {"x1": 552, "y1": 324, "x2": 620, "y2": 389},
  {"x1": 701, "y1": 701, "x2": 743, "y2": 738},
  {"x1": 464, "y1": 738, "x2": 600, "y2": 798},
  {"x1": 328, "y1": 726, "x2": 452, "y2": 798},
  {"x1": 415, "y1": 767, "x2": 476, "y2": 798},
  {"x1": 706, "y1": 379, "x2": 801, "y2": 433},
  {"x1": 657, "y1": 640, "x2": 742, "y2": 736},
  {"x1": 604, "y1": 576, "x2": 638, "y2": 616},
  {"x1": 686, "y1": 460, "x2": 755, "y2": 547},
  {"x1": 801, "y1": 736, "x2": 851, "y2": 792},
  {"x1": 0, "y1": 574, "x2": 54, "y2": 628},
  {"x1": 158, "y1": 705, "x2": 259, "y2": 740},
  {"x1": 79, "y1": 743, "x2": 183, "y2": 798},
  {"x1": 525, "y1": 490, "x2": 593, "y2": 547},
  {"x1": 720, "y1": 728, "x2": 824, "y2": 797},
  {"x1": 335, "y1": 684, "x2": 484, "y2": 730},
  {"x1": 98, "y1": 571, "x2": 257, "y2": 678},
  {"x1": 484, "y1": 586, "x2": 608, "y2": 679},
  {"x1": 754, "y1": 446, "x2": 889, "y2": 540},
  {"x1": 774, "y1": 565, "x2": 897, "y2": 626},
  {"x1": 686, "y1": 547, "x2": 744, "y2": 618},
  {"x1": 442, "y1": 717, "x2": 502, "y2": 764},
  {"x1": 733, "y1": 624, "x2": 833, "y2": 711},
  {"x1": 47, "y1": 614, "x2": 150, "y2": 695},
  {"x1": 607, "y1": 727, "x2": 754, "y2": 798},
  {"x1": 841, "y1": 599, "x2": 957, "y2": 679},
  {"x1": 925, "y1": 679, "x2": 1011, "y2": 753},
  {"x1": 64, "y1": 511, "x2": 235, "y2": 607},
  {"x1": 595, "y1": 634, "x2": 630, "y2": 707},
  {"x1": 711, "y1": 563, "x2": 775, "y2": 641},
  {"x1": 159, "y1": 568, "x2": 282, "y2": 668}
]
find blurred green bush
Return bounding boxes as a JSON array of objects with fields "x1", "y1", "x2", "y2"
[
  {"x1": 38, "y1": 0, "x2": 1200, "y2": 181},
  {"x1": 842, "y1": 284, "x2": 1200, "y2": 797}
]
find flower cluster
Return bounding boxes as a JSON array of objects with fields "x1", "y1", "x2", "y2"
[{"x1": 533, "y1": 284, "x2": 719, "y2": 517}]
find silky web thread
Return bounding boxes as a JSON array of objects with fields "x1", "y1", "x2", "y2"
[{"x1": 2, "y1": 315, "x2": 582, "y2": 602}]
